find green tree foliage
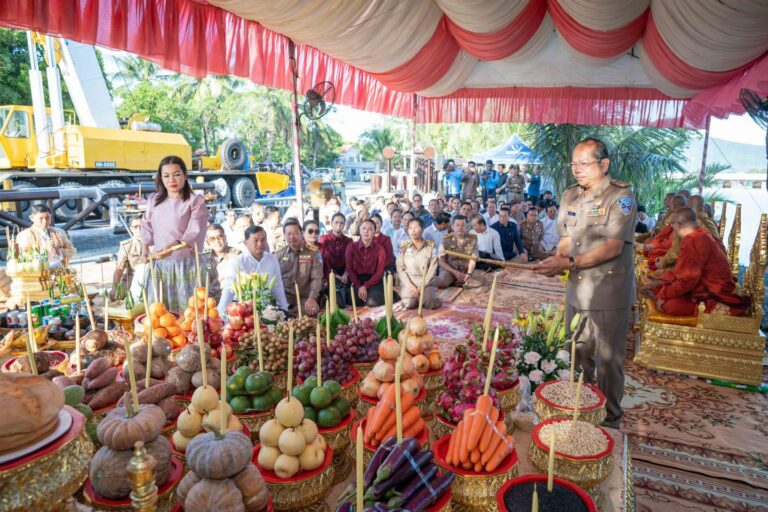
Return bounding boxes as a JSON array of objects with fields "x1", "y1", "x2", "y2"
[
  {"x1": 0, "y1": 28, "x2": 33, "y2": 105},
  {"x1": 524, "y1": 124, "x2": 696, "y2": 214},
  {"x1": 358, "y1": 125, "x2": 400, "y2": 166},
  {"x1": 418, "y1": 122, "x2": 524, "y2": 158}
]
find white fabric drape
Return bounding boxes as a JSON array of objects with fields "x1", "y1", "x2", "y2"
[
  {"x1": 208, "y1": 0, "x2": 443, "y2": 73},
  {"x1": 651, "y1": 0, "x2": 768, "y2": 72},
  {"x1": 636, "y1": 41, "x2": 698, "y2": 98},
  {"x1": 557, "y1": 0, "x2": 649, "y2": 30},
  {"x1": 435, "y1": 0, "x2": 529, "y2": 33},
  {"x1": 501, "y1": 14, "x2": 554, "y2": 64},
  {"x1": 417, "y1": 50, "x2": 478, "y2": 97}
]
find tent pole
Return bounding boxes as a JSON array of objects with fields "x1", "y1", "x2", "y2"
[
  {"x1": 288, "y1": 40, "x2": 305, "y2": 224},
  {"x1": 698, "y1": 114, "x2": 711, "y2": 196},
  {"x1": 411, "y1": 94, "x2": 417, "y2": 183}
]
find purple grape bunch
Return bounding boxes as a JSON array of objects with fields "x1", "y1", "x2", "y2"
[
  {"x1": 295, "y1": 334, "x2": 354, "y2": 384},
  {"x1": 337, "y1": 318, "x2": 380, "y2": 363}
]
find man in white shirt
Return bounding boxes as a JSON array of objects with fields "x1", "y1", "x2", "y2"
[
  {"x1": 637, "y1": 205, "x2": 656, "y2": 230},
  {"x1": 471, "y1": 214, "x2": 504, "y2": 264},
  {"x1": 423, "y1": 213, "x2": 451, "y2": 255},
  {"x1": 483, "y1": 199, "x2": 499, "y2": 226},
  {"x1": 391, "y1": 211, "x2": 413, "y2": 257},
  {"x1": 540, "y1": 205, "x2": 560, "y2": 253},
  {"x1": 218, "y1": 225, "x2": 289, "y2": 314}
]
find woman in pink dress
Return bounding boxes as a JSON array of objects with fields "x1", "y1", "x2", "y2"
[{"x1": 141, "y1": 155, "x2": 209, "y2": 312}]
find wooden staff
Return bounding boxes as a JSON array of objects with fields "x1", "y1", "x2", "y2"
[{"x1": 443, "y1": 250, "x2": 537, "y2": 271}]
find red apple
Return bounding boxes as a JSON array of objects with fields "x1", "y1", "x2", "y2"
[
  {"x1": 232, "y1": 330, "x2": 244, "y2": 343},
  {"x1": 221, "y1": 326, "x2": 233, "y2": 341},
  {"x1": 207, "y1": 317, "x2": 224, "y2": 334},
  {"x1": 226, "y1": 302, "x2": 240, "y2": 317},
  {"x1": 244, "y1": 315, "x2": 254, "y2": 329},
  {"x1": 228, "y1": 315, "x2": 244, "y2": 330}
]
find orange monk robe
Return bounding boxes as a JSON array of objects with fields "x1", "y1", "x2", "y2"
[
  {"x1": 645, "y1": 224, "x2": 674, "y2": 262},
  {"x1": 654, "y1": 227, "x2": 750, "y2": 316}
]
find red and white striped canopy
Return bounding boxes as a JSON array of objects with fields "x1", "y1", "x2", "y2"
[{"x1": 2, "y1": 0, "x2": 767, "y2": 128}]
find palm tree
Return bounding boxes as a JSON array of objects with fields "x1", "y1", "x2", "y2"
[
  {"x1": 358, "y1": 126, "x2": 400, "y2": 166},
  {"x1": 109, "y1": 55, "x2": 165, "y2": 88}
]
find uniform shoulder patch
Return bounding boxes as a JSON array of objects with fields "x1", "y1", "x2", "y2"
[
  {"x1": 399, "y1": 240, "x2": 411, "y2": 248},
  {"x1": 566, "y1": 183, "x2": 580, "y2": 190},
  {"x1": 304, "y1": 243, "x2": 318, "y2": 252},
  {"x1": 424, "y1": 239, "x2": 435, "y2": 247},
  {"x1": 616, "y1": 195, "x2": 634, "y2": 215},
  {"x1": 466, "y1": 233, "x2": 477, "y2": 240},
  {"x1": 610, "y1": 179, "x2": 631, "y2": 188}
]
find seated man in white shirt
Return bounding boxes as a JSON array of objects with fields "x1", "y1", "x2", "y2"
[
  {"x1": 391, "y1": 211, "x2": 413, "y2": 258},
  {"x1": 218, "y1": 225, "x2": 289, "y2": 315},
  {"x1": 471, "y1": 214, "x2": 504, "y2": 269},
  {"x1": 483, "y1": 199, "x2": 499, "y2": 226},
  {"x1": 423, "y1": 212, "x2": 451, "y2": 255},
  {"x1": 540, "y1": 205, "x2": 560, "y2": 254}
]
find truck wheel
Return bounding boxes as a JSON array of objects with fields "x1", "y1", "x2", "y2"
[
  {"x1": 232, "y1": 178, "x2": 256, "y2": 208},
  {"x1": 211, "y1": 178, "x2": 231, "y2": 207},
  {"x1": 55, "y1": 182, "x2": 86, "y2": 222},
  {"x1": 98, "y1": 179, "x2": 131, "y2": 219},
  {"x1": 221, "y1": 138, "x2": 247, "y2": 170},
  {"x1": 10, "y1": 181, "x2": 37, "y2": 219}
]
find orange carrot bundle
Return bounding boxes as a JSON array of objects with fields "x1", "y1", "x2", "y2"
[{"x1": 445, "y1": 401, "x2": 514, "y2": 473}]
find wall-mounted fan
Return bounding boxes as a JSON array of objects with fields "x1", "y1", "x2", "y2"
[
  {"x1": 302, "y1": 81, "x2": 336, "y2": 120},
  {"x1": 738, "y1": 88, "x2": 768, "y2": 190}
]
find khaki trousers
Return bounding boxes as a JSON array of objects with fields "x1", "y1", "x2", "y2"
[{"x1": 566, "y1": 304, "x2": 630, "y2": 426}]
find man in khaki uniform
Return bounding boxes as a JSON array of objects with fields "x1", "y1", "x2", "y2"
[
  {"x1": 436, "y1": 215, "x2": 478, "y2": 288},
  {"x1": 276, "y1": 219, "x2": 323, "y2": 317},
  {"x1": 264, "y1": 206, "x2": 286, "y2": 253},
  {"x1": 535, "y1": 138, "x2": 637, "y2": 429},
  {"x1": 519, "y1": 208, "x2": 550, "y2": 261},
  {"x1": 397, "y1": 218, "x2": 441, "y2": 309},
  {"x1": 501, "y1": 166, "x2": 527, "y2": 204}
]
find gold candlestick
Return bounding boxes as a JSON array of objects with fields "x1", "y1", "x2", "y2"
[
  {"x1": 128, "y1": 441, "x2": 158, "y2": 512},
  {"x1": 547, "y1": 429, "x2": 556, "y2": 492}
]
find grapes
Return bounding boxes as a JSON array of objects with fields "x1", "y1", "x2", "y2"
[
  {"x1": 337, "y1": 318, "x2": 380, "y2": 364},
  {"x1": 293, "y1": 335, "x2": 354, "y2": 384}
]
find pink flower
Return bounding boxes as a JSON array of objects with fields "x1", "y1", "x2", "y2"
[
  {"x1": 529, "y1": 369, "x2": 544, "y2": 384},
  {"x1": 557, "y1": 369, "x2": 571, "y2": 381},
  {"x1": 541, "y1": 360, "x2": 558, "y2": 374},
  {"x1": 524, "y1": 351, "x2": 542, "y2": 365}
]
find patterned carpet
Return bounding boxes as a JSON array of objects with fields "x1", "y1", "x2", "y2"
[{"x1": 359, "y1": 269, "x2": 768, "y2": 511}]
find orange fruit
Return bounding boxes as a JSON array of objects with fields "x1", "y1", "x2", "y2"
[
  {"x1": 188, "y1": 297, "x2": 196, "y2": 308},
  {"x1": 184, "y1": 306, "x2": 195, "y2": 319},
  {"x1": 167, "y1": 325, "x2": 182, "y2": 337},
  {"x1": 142, "y1": 317, "x2": 152, "y2": 330},
  {"x1": 153, "y1": 327, "x2": 168, "y2": 339},
  {"x1": 149, "y1": 303, "x2": 167, "y2": 318},
  {"x1": 195, "y1": 287, "x2": 207, "y2": 301},
  {"x1": 207, "y1": 308, "x2": 219, "y2": 319},
  {"x1": 159, "y1": 312, "x2": 176, "y2": 328},
  {"x1": 172, "y1": 334, "x2": 187, "y2": 347},
  {"x1": 206, "y1": 298, "x2": 217, "y2": 309},
  {"x1": 151, "y1": 317, "x2": 161, "y2": 329},
  {"x1": 181, "y1": 319, "x2": 193, "y2": 332}
]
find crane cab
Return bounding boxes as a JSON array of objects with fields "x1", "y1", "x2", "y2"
[{"x1": 0, "y1": 105, "x2": 78, "y2": 169}]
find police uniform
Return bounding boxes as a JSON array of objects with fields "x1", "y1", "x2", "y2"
[
  {"x1": 115, "y1": 237, "x2": 144, "y2": 289},
  {"x1": 519, "y1": 219, "x2": 549, "y2": 260},
  {"x1": 276, "y1": 243, "x2": 323, "y2": 317},
  {"x1": 436, "y1": 233, "x2": 478, "y2": 288},
  {"x1": 507, "y1": 174, "x2": 526, "y2": 204},
  {"x1": 558, "y1": 178, "x2": 636, "y2": 427},
  {"x1": 396, "y1": 239, "x2": 441, "y2": 309}
]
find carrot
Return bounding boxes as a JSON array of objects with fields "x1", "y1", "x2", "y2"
[
  {"x1": 380, "y1": 406, "x2": 421, "y2": 441},
  {"x1": 481, "y1": 421, "x2": 507, "y2": 465},
  {"x1": 446, "y1": 426, "x2": 458, "y2": 466},
  {"x1": 403, "y1": 417, "x2": 425, "y2": 438},
  {"x1": 485, "y1": 435, "x2": 514, "y2": 472},
  {"x1": 374, "y1": 392, "x2": 416, "y2": 440},
  {"x1": 474, "y1": 461, "x2": 483, "y2": 472},
  {"x1": 459, "y1": 409, "x2": 473, "y2": 463},
  {"x1": 470, "y1": 447, "x2": 481, "y2": 464},
  {"x1": 461, "y1": 460, "x2": 472, "y2": 470},
  {"x1": 467, "y1": 395, "x2": 493, "y2": 451},
  {"x1": 364, "y1": 407, "x2": 376, "y2": 443},
  {"x1": 451, "y1": 421, "x2": 464, "y2": 466},
  {"x1": 478, "y1": 407, "x2": 500, "y2": 453},
  {"x1": 368, "y1": 384, "x2": 396, "y2": 432}
]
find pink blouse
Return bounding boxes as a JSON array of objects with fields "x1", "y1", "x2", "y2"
[{"x1": 142, "y1": 193, "x2": 208, "y2": 259}]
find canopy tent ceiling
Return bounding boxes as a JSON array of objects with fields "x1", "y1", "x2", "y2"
[
  {"x1": 473, "y1": 134, "x2": 542, "y2": 165},
  {"x1": 2, "y1": 0, "x2": 767, "y2": 129}
]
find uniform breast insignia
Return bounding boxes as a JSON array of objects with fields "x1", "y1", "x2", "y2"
[
  {"x1": 617, "y1": 196, "x2": 634, "y2": 216},
  {"x1": 587, "y1": 208, "x2": 606, "y2": 217},
  {"x1": 298, "y1": 255, "x2": 312, "y2": 264},
  {"x1": 567, "y1": 210, "x2": 577, "y2": 217}
]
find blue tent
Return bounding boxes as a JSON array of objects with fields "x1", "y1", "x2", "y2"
[{"x1": 473, "y1": 134, "x2": 542, "y2": 165}]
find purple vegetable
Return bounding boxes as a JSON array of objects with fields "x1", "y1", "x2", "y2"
[
  {"x1": 404, "y1": 472, "x2": 455, "y2": 512},
  {"x1": 335, "y1": 503, "x2": 353, "y2": 512},
  {"x1": 368, "y1": 449, "x2": 433, "y2": 500},
  {"x1": 388, "y1": 464, "x2": 437, "y2": 507},
  {"x1": 373, "y1": 503, "x2": 391, "y2": 512},
  {"x1": 364, "y1": 435, "x2": 398, "y2": 487},
  {"x1": 375, "y1": 437, "x2": 420, "y2": 484}
]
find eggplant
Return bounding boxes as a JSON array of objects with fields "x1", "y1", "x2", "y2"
[
  {"x1": 364, "y1": 435, "x2": 398, "y2": 487},
  {"x1": 375, "y1": 437, "x2": 420, "y2": 483},
  {"x1": 373, "y1": 504, "x2": 391, "y2": 512},
  {"x1": 404, "y1": 472, "x2": 455, "y2": 512},
  {"x1": 335, "y1": 504, "x2": 353, "y2": 512},
  {"x1": 367, "y1": 449, "x2": 433, "y2": 500},
  {"x1": 387, "y1": 464, "x2": 437, "y2": 508}
]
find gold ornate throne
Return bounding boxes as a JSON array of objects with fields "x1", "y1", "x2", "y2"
[{"x1": 634, "y1": 207, "x2": 766, "y2": 386}]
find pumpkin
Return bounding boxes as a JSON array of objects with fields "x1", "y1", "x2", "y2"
[
  {"x1": 89, "y1": 437, "x2": 172, "y2": 499},
  {"x1": 234, "y1": 463, "x2": 270, "y2": 512},
  {"x1": 175, "y1": 470, "x2": 202, "y2": 505},
  {"x1": 186, "y1": 429, "x2": 252, "y2": 479},
  {"x1": 183, "y1": 478, "x2": 245, "y2": 512},
  {"x1": 97, "y1": 403, "x2": 167, "y2": 451}
]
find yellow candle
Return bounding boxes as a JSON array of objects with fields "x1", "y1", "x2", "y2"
[
  {"x1": 573, "y1": 372, "x2": 584, "y2": 424},
  {"x1": 295, "y1": 282, "x2": 302, "y2": 318},
  {"x1": 25, "y1": 296, "x2": 38, "y2": 375},
  {"x1": 104, "y1": 292, "x2": 109, "y2": 331},
  {"x1": 254, "y1": 309, "x2": 264, "y2": 372},
  {"x1": 325, "y1": 300, "x2": 331, "y2": 348},
  {"x1": 482, "y1": 275, "x2": 497, "y2": 352},
  {"x1": 75, "y1": 316, "x2": 81, "y2": 373},
  {"x1": 316, "y1": 322, "x2": 322, "y2": 387},
  {"x1": 204, "y1": 273, "x2": 210, "y2": 322},
  {"x1": 287, "y1": 326, "x2": 294, "y2": 396},
  {"x1": 220, "y1": 345, "x2": 227, "y2": 432},
  {"x1": 356, "y1": 425, "x2": 364, "y2": 512},
  {"x1": 125, "y1": 338, "x2": 140, "y2": 411},
  {"x1": 547, "y1": 429, "x2": 556, "y2": 492},
  {"x1": 570, "y1": 339, "x2": 577, "y2": 385},
  {"x1": 532, "y1": 483, "x2": 539, "y2": 512},
  {"x1": 395, "y1": 358, "x2": 403, "y2": 442},
  {"x1": 143, "y1": 290, "x2": 153, "y2": 388},
  {"x1": 350, "y1": 285, "x2": 358, "y2": 323},
  {"x1": 194, "y1": 294, "x2": 208, "y2": 389},
  {"x1": 483, "y1": 326, "x2": 500, "y2": 396},
  {"x1": 329, "y1": 272, "x2": 337, "y2": 312},
  {"x1": 81, "y1": 284, "x2": 96, "y2": 330},
  {"x1": 417, "y1": 262, "x2": 427, "y2": 316},
  {"x1": 194, "y1": 245, "x2": 201, "y2": 288}
]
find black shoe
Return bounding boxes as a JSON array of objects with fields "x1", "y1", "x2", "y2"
[{"x1": 601, "y1": 418, "x2": 621, "y2": 430}]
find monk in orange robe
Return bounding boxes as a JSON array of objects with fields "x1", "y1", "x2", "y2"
[
  {"x1": 644, "y1": 208, "x2": 750, "y2": 316},
  {"x1": 644, "y1": 194, "x2": 687, "y2": 263}
]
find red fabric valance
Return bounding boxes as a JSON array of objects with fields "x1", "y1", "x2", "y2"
[
  {"x1": 445, "y1": 0, "x2": 547, "y2": 61},
  {"x1": 547, "y1": 0, "x2": 648, "y2": 59}
]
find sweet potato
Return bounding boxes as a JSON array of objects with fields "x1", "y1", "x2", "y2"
[
  {"x1": 83, "y1": 329, "x2": 109, "y2": 353},
  {"x1": 166, "y1": 366, "x2": 192, "y2": 395},
  {"x1": 69, "y1": 370, "x2": 86, "y2": 385},
  {"x1": 139, "y1": 382, "x2": 177, "y2": 404},
  {"x1": 130, "y1": 361, "x2": 147, "y2": 381},
  {"x1": 135, "y1": 378, "x2": 163, "y2": 392},
  {"x1": 53, "y1": 375, "x2": 76, "y2": 389},
  {"x1": 84, "y1": 366, "x2": 118, "y2": 390},
  {"x1": 150, "y1": 357, "x2": 170, "y2": 379},
  {"x1": 85, "y1": 380, "x2": 124, "y2": 409},
  {"x1": 191, "y1": 369, "x2": 219, "y2": 389},
  {"x1": 85, "y1": 357, "x2": 110, "y2": 379},
  {"x1": 131, "y1": 343, "x2": 149, "y2": 364},
  {"x1": 157, "y1": 396, "x2": 181, "y2": 421}
]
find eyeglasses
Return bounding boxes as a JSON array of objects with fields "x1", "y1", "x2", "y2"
[
  {"x1": 305, "y1": 229, "x2": 318, "y2": 235},
  {"x1": 130, "y1": 224, "x2": 142, "y2": 229},
  {"x1": 207, "y1": 234, "x2": 225, "y2": 241},
  {"x1": 569, "y1": 160, "x2": 603, "y2": 170}
]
